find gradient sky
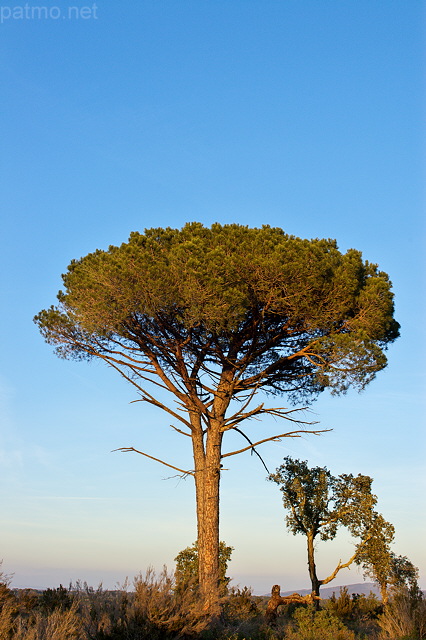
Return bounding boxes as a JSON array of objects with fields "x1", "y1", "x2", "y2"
[{"x1": 0, "y1": 1, "x2": 424, "y2": 594}]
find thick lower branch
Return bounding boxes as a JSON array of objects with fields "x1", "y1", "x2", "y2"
[{"x1": 320, "y1": 550, "x2": 361, "y2": 586}]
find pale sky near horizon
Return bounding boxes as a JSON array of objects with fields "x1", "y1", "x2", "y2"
[{"x1": 0, "y1": 1, "x2": 425, "y2": 594}]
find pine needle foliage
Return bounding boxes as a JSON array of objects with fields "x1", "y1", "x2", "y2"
[{"x1": 35, "y1": 223, "x2": 399, "y2": 399}]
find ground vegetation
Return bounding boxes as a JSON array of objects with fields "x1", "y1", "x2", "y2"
[{"x1": 1, "y1": 568, "x2": 425, "y2": 640}]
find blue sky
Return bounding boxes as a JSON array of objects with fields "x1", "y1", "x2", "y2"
[{"x1": 0, "y1": 1, "x2": 424, "y2": 594}]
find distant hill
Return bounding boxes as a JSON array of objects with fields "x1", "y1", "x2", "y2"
[{"x1": 262, "y1": 583, "x2": 381, "y2": 598}]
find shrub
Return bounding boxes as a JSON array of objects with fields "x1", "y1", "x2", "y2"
[
  {"x1": 39, "y1": 585, "x2": 73, "y2": 613},
  {"x1": 377, "y1": 587, "x2": 426, "y2": 639},
  {"x1": 285, "y1": 605, "x2": 356, "y2": 640},
  {"x1": 11, "y1": 602, "x2": 87, "y2": 640},
  {"x1": 128, "y1": 566, "x2": 211, "y2": 638},
  {"x1": 325, "y1": 587, "x2": 382, "y2": 622},
  {"x1": 70, "y1": 579, "x2": 134, "y2": 639},
  {"x1": 325, "y1": 587, "x2": 355, "y2": 620},
  {"x1": 222, "y1": 586, "x2": 260, "y2": 622},
  {"x1": 174, "y1": 542, "x2": 234, "y2": 595}
]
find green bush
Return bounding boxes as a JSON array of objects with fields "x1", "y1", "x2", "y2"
[
  {"x1": 285, "y1": 605, "x2": 356, "y2": 640},
  {"x1": 325, "y1": 587, "x2": 382, "y2": 622},
  {"x1": 39, "y1": 585, "x2": 73, "y2": 613},
  {"x1": 222, "y1": 587, "x2": 260, "y2": 622}
]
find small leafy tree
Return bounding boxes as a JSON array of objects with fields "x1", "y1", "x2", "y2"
[
  {"x1": 35, "y1": 223, "x2": 399, "y2": 611},
  {"x1": 174, "y1": 541, "x2": 233, "y2": 594},
  {"x1": 356, "y1": 538, "x2": 420, "y2": 604},
  {"x1": 268, "y1": 457, "x2": 395, "y2": 599}
]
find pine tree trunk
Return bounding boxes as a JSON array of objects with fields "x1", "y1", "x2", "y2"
[
  {"x1": 190, "y1": 373, "x2": 231, "y2": 616},
  {"x1": 192, "y1": 417, "x2": 222, "y2": 615}
]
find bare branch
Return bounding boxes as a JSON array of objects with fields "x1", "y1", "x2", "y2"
[
  {"x1": 127, "y1": 392, "x2": 193, "y2": 430},
  {"x1": 320, "y1": 552, "x2": 358, "y2": 586},
  {"x1": 221, "y1": 403, "x2": 264, "y2": 431},
  {"x1": 169, "y1": 424, "x2": 192, "y2": 437},
  {"x1": 233, "y1": 427, "x2": 270, "y2": 473},
  {"x1": 221, "y1": 428, "x2": 331, "y2": 458},
  {"x1": 223, "y1": 405, "x2": 317, "y2": 432},
  {"x1": 320, "y1": 533, "x2": 373, "y2": 586},
  {"x1": 162, "y1": 472, "x2": 193, "y2": 481},
  {"x1": 113, "y1": 446, "x2": 194, "y2": 476}
]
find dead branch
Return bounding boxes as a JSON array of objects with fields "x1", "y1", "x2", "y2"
[
  {"x1": 233, "y1": 427, "x2": 270, "y2": 473},
  {"x1": 222, "y1": 404, "x2": 317, "y2": 432},
  {"x1": 113, "y1": 446, "x2": 194, "y2": 476},
  {"x1": 221, "y1": 428, "x2": 331, "y2": 459},
  {"x1": 169, "y1": 424, "x2": 192, "y2": 437},
  {"x1": 162, "y1": 472, "x2": 193, "y2": 481}
]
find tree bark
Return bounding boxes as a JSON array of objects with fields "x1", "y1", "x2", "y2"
[
  {"x1": 307, "y1": 532, "x2": 321, "y2": 606},
  {"x1": 191, "y1": 414, "x2": 223, "y2": 615}
]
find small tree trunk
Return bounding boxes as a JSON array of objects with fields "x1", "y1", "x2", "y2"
[
  {"x1": 380, "y1": 582, "x2": 389, "y2": 605},
  {"x1": 307, "y1": 532, "x2": 321, "y2": 607}
]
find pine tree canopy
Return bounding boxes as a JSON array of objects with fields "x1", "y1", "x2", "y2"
[{"x1": 35, "y1": 222, "x2": 400, "y2": 400}]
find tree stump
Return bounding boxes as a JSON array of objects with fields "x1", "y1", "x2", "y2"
[{"x1": 265, "y1": 585, "x2": 321, "y2": 621}]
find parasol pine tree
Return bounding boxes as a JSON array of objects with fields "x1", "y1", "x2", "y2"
[{"x1": 34, "y1": 223, "x2": 399, "y2": 611}]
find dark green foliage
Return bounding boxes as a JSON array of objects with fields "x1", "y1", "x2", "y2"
[
  {"x1": 390, "y1": 556, "x2": 421, "y2": 597},
  {"x1": 269, "y1": 457, "x2": 383, "y2": 541},
  {"x1": 39, "y1": 584, "x2": 73, "y2": 612},
  {"x1": 327, "y1": 587, "x2": 356, "y2": 619}
]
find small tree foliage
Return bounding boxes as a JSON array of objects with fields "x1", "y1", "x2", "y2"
[
  {"x1": 356, "y1": 542, "x2": 420, "y2": 604},
  {"x1": 174, "y1": 541, "x2": 233, "y2": 593}
]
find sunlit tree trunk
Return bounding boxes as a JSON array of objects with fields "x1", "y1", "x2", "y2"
[
  {"x1": 191, "y1": 414, "x2": 223, "y2": 614},
  {"x1": 380, "y1": 582, "x2": 389, "y2": 605},
  {"x1": 307, "y1": 531, "x2": 321, "y2": 606}
]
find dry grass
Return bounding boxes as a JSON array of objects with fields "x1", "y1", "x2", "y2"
[
  {"x1": 377, "y1": 587, "x2": 426, "y2": 639},
  {"x1": 10, "y1": 602, "x2": 86, "y2": 640},
  {"x1": 2, "y1": 563, "x2": 426, "y2": 640},
  {"x1": 129, "y1": 566, "x2": 213, "y2": 637}
]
